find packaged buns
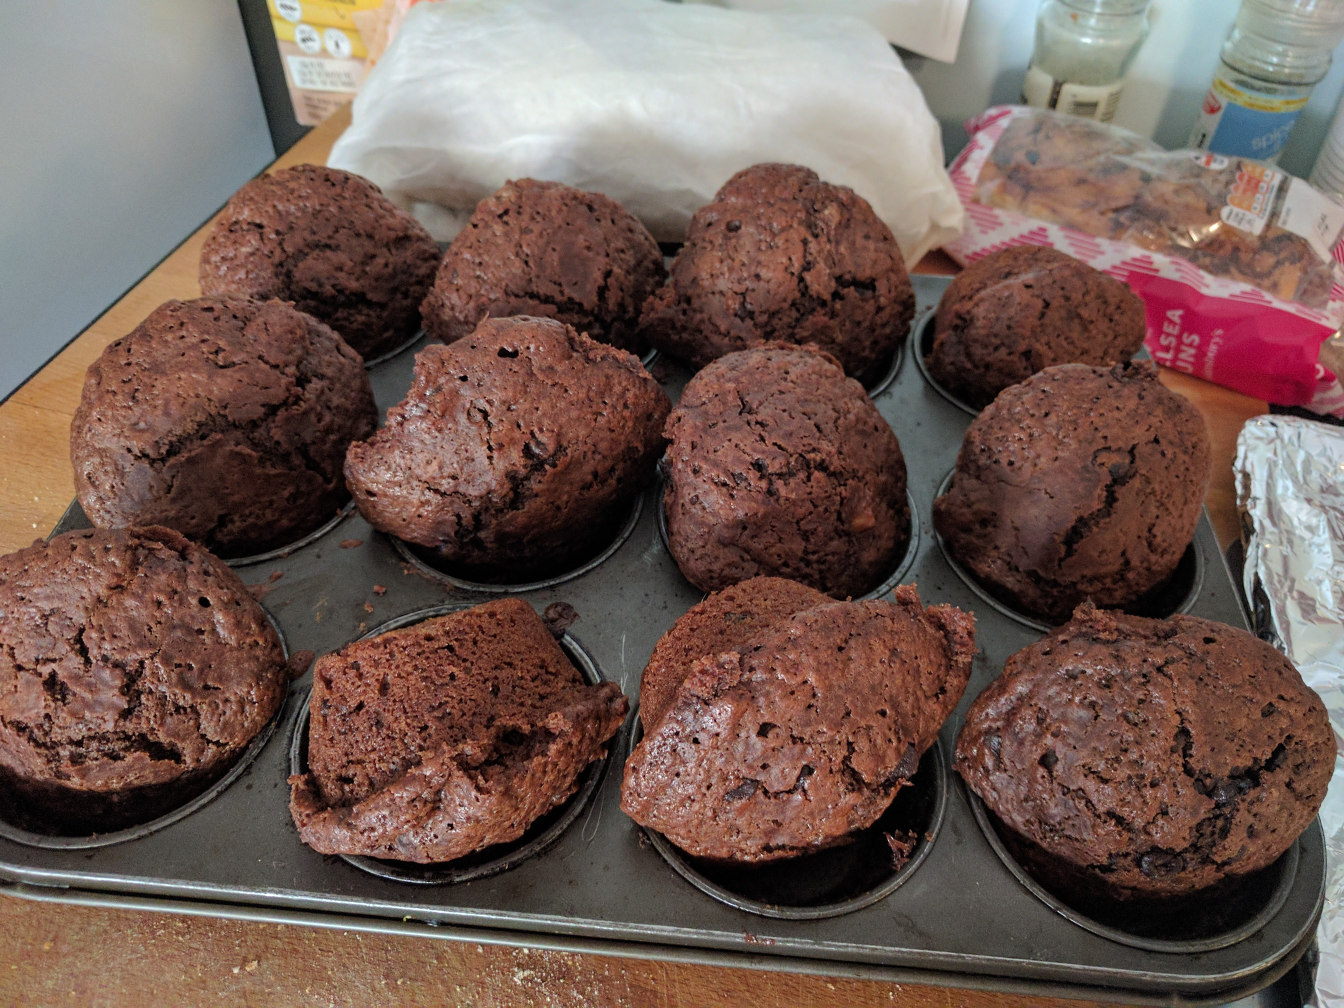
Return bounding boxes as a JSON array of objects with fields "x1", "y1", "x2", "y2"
[{"x1": 945, "y1": 105, "x2": 1344, "y2": 418}]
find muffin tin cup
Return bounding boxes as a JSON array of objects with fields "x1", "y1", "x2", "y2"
[
  {"x1": 863, "y1": 340, "x2": 905, "y2": 399},
  {"x1": 962, "y1": 783, "x2": 1302, "y2": 955},
  {"x1": 286, "y1": 602, "x2": 620, "y2": 885},
  {"x1": 911, "y1": 307, "x2": 1156, "y2": 419},
  {"x1": 361, "y1": 328, "x2": 427, "y2": 369},
  {"x1": 862, "y1": 498, "x2": 922, "y2": 602},
  {"x1": 0, "y1": 705, "x2": 289, "y2": 851},
  {"x1": 389, "y1": 493, "x2": 645, "y2": 594},
  {"x1": 0, "y1": 601, "x2": 294, "y2": 849},
  {"x1": 225, "y1": 501, "x2": 360, "y2": 569},
  {"x1": 655, "y1": 477, "x2": 921, "y2": 604},
  {"x1": 629, "y1": 719, "x2": 949, "y2": 921},
  {"x1": 931, "y1": 469, "x2": 1205, "y2": 632},
  {"x1": 74, "y1": 499, "x2": 360, "y2": 572},
  {"x1": 911, "y1": 310, "x2": 980, "y2": 418},
  {"x1": 0, "y1": 275, "x2": 1324, "y2": 1006}
]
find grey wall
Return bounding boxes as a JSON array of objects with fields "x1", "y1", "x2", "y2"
[{"x1": 0, "y1": 2, "x2": 276, "y2": 402}]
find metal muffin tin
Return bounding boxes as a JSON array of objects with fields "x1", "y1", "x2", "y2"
[{"x1": 0, "y1": 275, "x2": 1323, "y2": 1006}]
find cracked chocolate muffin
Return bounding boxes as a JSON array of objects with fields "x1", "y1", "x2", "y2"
[
  {"x1": 925, "y1": 245, "x2": 1145, "y2": 409},
  {"x1": 0, "y1": 526, "x2": 288, "y2": 833},
  {"x1": 419, "y1": 178, "x2": 666, "y2": 354},
  {"x1": 932, "y1": 361, "x2": 1210, "y2": 625},
  {"x1": 955, "y1": 604, "x2": 1334, "y2": 904},
  {"x1": 343, "y1": 315, "x2": 670, "y2": 577},
  {"x1": 638, "y1": 163, "x2": 915, "y2": 384},
  {"x1": 621, "y1": 580, "x2": 975, "y2": 863},
  {"x1": 71, "y1": 297, "x2": 378, "y2": 558},
  {"x1": 199, "y1": 163, "x2": 441, "y2": 358},
  {"x1": 661, "y1": 342, "x2": 910, "y2": 599},
  {"x1": 289, "y1": 598, "x2": 629, "y2": 863}
]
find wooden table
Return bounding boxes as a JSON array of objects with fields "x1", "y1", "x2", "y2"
[{"x1": 0, "y1": 105, "x2": 1269, "y2": 1007}]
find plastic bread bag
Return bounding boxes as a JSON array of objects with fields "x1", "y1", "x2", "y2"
[
  {"x1": 945, "y1": 105, "x2": 1344, "y2": 418},
  {"x1": 327, "y1": 0, "x2": 964, "y2": 267}
]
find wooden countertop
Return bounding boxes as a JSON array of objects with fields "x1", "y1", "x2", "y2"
[{"x1": 0, "y1": 104, "x2": 1268, "y2": 1007}]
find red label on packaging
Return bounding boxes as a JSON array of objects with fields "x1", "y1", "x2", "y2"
[{"x1": 1131, "y1": 273, "x2": 1334, "y2": 404}]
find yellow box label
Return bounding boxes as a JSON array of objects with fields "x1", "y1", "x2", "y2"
[
  {"x1": 271, "y1": 19, "x2": 370, "y2": 61},
  {"x1": 267, "y1": 0, "x2": 384, "y2": 32},
  {"x1": 267, "y1": 0, "x2": 390, "y2": 125}
]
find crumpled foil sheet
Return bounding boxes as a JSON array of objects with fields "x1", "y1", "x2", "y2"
[{"x1": 1235, "y1": 415, "x2": 1344, "y2": 1008}]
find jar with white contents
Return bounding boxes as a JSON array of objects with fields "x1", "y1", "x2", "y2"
[{"x1": 1021, "y1": 0, "x2": 1151, "y2": 123}]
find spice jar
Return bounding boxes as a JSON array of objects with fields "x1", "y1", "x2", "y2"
[{"x1": 1189, "y1": 0, "x2": 1344, "y2": 163}]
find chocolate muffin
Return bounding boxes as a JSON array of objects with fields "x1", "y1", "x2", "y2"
[
  {"x1": 621, "y1": 580, "x2": 975, "y2": 863},
  {"x1": 0, "y1": 526, "x2": 288, "y2": 833},
  {"x1": 955, "y1": 604, "x2": 1334, "y2": 904},
  {"x1": 639, "y1": 163, "x2": 915, "y2": 383},
  {"x1": 199, "y1": 163, "x2": 441, "y2": 358},
  {"x1": 420, "y1": 178, "x2": 666, "y2": 353},
  {"x1": 344, "y1": 315, "x2": 671, "y2": 577},
  {"x1": 932, "y1": 361, "x2": 1210, "y2": 625},
  {"x1": 289, "y1": 598, "x2": 629, "y2": 863},
  {"x1": 71, "y1": 297, "x2": 377, "y2": 558},
  {"x1": 926, "y1": 246, "x2": 1145, "y2": 409},
  {"x1": 661, "y1": 343, "x2": 910, "y2": 599}
]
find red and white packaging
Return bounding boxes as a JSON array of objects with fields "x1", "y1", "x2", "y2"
[{"x1": 944, "y1": 105, "x2": 1344, "y2": 417}]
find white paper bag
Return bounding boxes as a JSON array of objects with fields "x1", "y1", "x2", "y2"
[{"x1": 328, "y1": 0, "x2": 964, "y2": 266}]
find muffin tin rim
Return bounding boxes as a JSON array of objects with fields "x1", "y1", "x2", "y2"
[{"x1": 388, "y1": 492, "x2": 646, "y2": 594}]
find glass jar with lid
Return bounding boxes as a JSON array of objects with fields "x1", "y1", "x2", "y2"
[{"x1": 1021, "y1": 0, "x2": 1152, "y2": 123}]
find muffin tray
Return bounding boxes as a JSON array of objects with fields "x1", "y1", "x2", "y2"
[{"x1": 0, "y1": 274, "x2": 1323, "y2": 1006}]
